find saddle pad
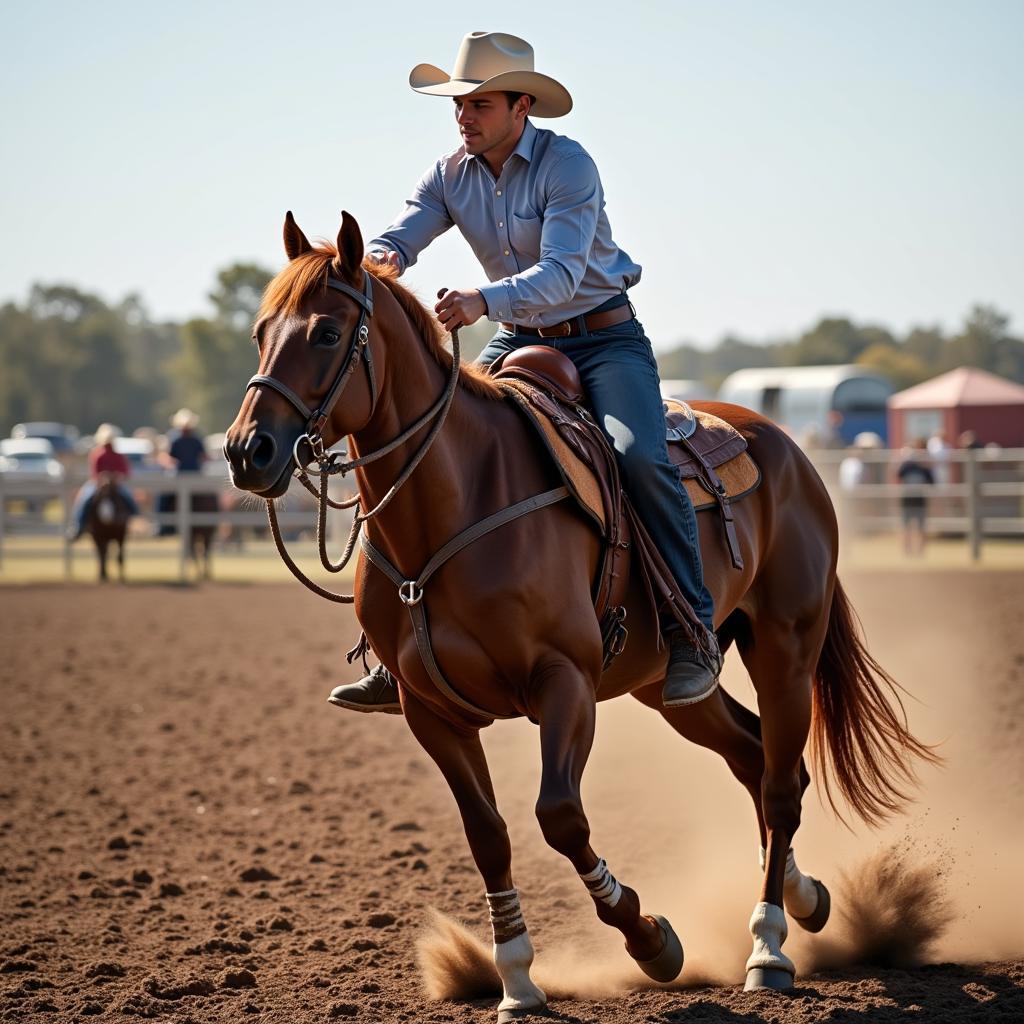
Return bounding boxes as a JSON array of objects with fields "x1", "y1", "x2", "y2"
[
  {"x1": 501, "y1": 381, "x2": 760, "y2": 525},
  {"x1": 500, "y1": 382, "x2": 606, "y2": 531},
  {"x1": 664, "y1": 400, "x2": 749, "y2": 478},
  {"x1": 683, "y1": 452, "x2": 760, "y2": 511}
]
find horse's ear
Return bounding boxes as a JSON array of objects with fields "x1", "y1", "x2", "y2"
[
  {"x1": 283, "y1": 211, "x2": 312, "y2": 260},
  {"x1": 335, "y1": 211, "x2": 365, "y2": 284}
]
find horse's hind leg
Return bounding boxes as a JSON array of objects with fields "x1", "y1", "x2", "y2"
[
  {"x1": 738, "y1": 609, "x2": 830, "y2": 990},
  {"x1": 401, "y1": 692, "x2": 545, "y2": 1023},
  {"x1": 532, "y1": 660, "x2": 683, "y2": 983}
]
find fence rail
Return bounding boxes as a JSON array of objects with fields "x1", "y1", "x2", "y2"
[
  {"x1": 0, "y1": 470, "x2": 356, "y2": 580},
  {"x1": 2, "y1": 448, "x2": 1023, "y2": 578}
]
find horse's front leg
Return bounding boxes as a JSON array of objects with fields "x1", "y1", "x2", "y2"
[
  {"x1": 532, "y1": 659, "x2": 684, "y2": 983},
  {"x1": 402, "y1": 691, "x2": 545, "y2": 1023}
]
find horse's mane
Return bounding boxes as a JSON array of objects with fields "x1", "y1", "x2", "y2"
[{"x1": 258, "y1": 244, "x2": 502, "y2": 401}]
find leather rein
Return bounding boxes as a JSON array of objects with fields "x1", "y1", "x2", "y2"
[
  {"x1": 246, "y1": 268, "x2": 571, "y2": 720},
  {"x1": 245, "y1": 270, "x2": 464, "y2": 603}
]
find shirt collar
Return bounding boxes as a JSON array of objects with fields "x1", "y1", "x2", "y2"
[{"x1": 459, "y1": 119, "x2": 537, "y2": 167}]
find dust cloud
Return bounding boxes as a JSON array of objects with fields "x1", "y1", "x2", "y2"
[{"x1": 422, "y1": 571, "x2": 1024, "y2": 998}]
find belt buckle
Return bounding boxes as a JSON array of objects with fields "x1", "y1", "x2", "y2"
[{"x1": 539, "y1": 320, "x2": 572, "y2": 339}]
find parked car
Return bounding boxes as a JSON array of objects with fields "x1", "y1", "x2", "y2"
[
  {"x1": 0, "y1": 438, "x2": 64, "y2": 478},
  {"x1": 10, "y1": 422, "x2": 80, "y2": 457},
  {"x1": 113, "y1": 436, "x2": 160, "y2": 474}
]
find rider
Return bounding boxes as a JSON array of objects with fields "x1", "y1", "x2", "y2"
[
  {"x1": 69, "y1": 423, "x2": 139, "y2": 540},
  {"x1": 328, "y1": 31, "x2": 721, "y2": 714}
]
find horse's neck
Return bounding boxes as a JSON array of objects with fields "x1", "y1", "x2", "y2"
[{"x1": 350, "y1": 309, "x2": 501, "y2": 562}]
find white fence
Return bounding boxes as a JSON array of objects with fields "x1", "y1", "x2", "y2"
[
  {"x1": 808, "y1": 447, "x2": 1024, "y2": 559},
  {"x1": 0, "y1": 469, "x2": 356, "y2": 580},
  {"x1": 2, "y1": 448, "x2": 1023, "y2": 578}
]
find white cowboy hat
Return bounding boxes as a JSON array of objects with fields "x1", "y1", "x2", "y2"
[
  {"x1": 171, "y1": 408, "x2": 199, "y2": 431},
  {"x1": 410, "y1": 32, "x2": 572, "y2": 118},
  {"x1": 94, "y1": 423, "x2": 119, "y2": 446}
]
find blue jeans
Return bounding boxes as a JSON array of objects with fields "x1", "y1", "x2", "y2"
[
  {"x1": 73, "y1": 481, "x2": 140, "y2": 531},
  {"x1": 477, "y1": 306, "x2": 715, "y2": 631}
]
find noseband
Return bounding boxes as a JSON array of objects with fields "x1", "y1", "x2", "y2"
[{"x1": 243, "y1": 270, "x2": 462, "y2": 603}]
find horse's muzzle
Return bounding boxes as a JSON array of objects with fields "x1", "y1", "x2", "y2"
[{"x1": 223, "y1": 428, "x2": 294, "y2": 497}]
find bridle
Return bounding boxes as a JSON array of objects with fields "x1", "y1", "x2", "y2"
[
  {"x1": 243, "y1": 269, "x2": 461, "y2": 603},
  {"x1": 246, "y1": 271, "x2": 377, "y2": 465}
]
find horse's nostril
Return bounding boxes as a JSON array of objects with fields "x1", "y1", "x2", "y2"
[{"x1": 250, "y1": 432, "x2": 277, "y2": 471}]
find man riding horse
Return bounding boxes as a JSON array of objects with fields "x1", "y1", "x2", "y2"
[{"x1": 329, "y1": 31, "x2": 722, "y2": 715}]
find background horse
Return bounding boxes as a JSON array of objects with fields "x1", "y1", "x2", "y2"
[
  {"x1": 85, "y1": 472, "x2": 130, "y2": 583},
  {"x1": 225, "y1": 213, "x2": 936, "y2": 1021},
  {"x1": 187, "y1": 489, "x2": 217, "y2": 580}
]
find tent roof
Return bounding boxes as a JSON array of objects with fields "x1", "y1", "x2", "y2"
[{"x1": 889, "y1": 366, "x2": 1024, "y2": 409}]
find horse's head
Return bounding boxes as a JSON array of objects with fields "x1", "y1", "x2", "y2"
[{"x1": 224, "y1": 212, "x2": 378, "y2": 497}]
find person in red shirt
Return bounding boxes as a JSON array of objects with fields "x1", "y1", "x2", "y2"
[{"x1": 69, "y1": 423, "x2": 140, "y2": 540}]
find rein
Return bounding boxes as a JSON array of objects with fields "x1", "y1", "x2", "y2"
[{"x1": 245, "y1": 272, "x2": 462, "y2": 603}]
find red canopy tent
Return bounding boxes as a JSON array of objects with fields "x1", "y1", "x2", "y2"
[{"x1": 887, "y1": 367, "x2": 1024, "y2": 449}]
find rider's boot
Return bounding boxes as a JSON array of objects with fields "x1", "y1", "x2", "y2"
[
  {"x1": 328, "y1": 663, "x2": 403, "y2": 715},
  {"x1": 662, "y1": 628, "x2": 723, "y2": 708}
]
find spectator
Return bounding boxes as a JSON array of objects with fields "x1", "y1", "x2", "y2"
[
  {"x1": 156, "y1": 409, "x2": 208, "y2": 535},
  {"x1": 958, "y1": 429, "x2": 984, "y2": 451},
  {"x1": 927, "y1": 430, "x2": 952, "y2": 485},
  {"x1": 68, "y1": 424, "x2": 140, "y2": 541},
  {"x1": 162, "y1": 409, "x2": 208, "y2": 473},
  {"x1": 897, "y1": 440, "x2": 934, "y2": 557}
]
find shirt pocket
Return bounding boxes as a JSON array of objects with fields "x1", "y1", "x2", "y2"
[{"x1": 508, "y1": 211, "x2": 542, "y2": 262}]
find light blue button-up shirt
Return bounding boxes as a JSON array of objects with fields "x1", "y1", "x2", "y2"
[{"x1": 368, "y1": 121, "x2": 642, "y2": 329}]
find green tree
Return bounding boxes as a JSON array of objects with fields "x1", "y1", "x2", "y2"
[{"x1": 856, "y1": 342, "x2": 929, "y2": 390}]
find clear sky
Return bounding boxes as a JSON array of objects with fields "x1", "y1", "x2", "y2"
[{"x1": 2, "y1": 0, "x2": 1021, "y2": 350}]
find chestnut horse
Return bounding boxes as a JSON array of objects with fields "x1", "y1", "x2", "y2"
[
  {"x1": 86, "y1": 473, "x2": 130, "y2": 583},
  {"x1": 225, "y1": 213, "x2": 934, "y2": 1019}
]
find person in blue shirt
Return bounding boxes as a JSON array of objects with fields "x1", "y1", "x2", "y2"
[{"x1": 329, "y1": 32, "x2": 721, "y2": 715}]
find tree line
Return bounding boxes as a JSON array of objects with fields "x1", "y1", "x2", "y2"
[{"x1": 1, "y1": 261, "x2": 1021, "y2": 438}]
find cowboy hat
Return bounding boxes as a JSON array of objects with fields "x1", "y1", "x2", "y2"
[
  {"x1": 410, "y1": 32, "x2": 572, "y2": 118},
  {"x1": 93, "y1": 423, "x2": 119, "y2": 446},
  {"x1": 171, "y1": 408, "x2": 199, "y2": 431}
]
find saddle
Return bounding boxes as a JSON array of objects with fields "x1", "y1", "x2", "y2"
[{"x1": 492, "y1": 346, "x2": 760, "y2": 668}]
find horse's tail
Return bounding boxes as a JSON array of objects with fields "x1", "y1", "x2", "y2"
[{"x1": 812, "y1": 578, "x2": 940, "y2": 827}]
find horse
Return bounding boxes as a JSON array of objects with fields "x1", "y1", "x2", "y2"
[
  {"x1": 85, "y1": 473, "x2": 130, "y2": 583},
  {"x1": 224, "y1": 212, "x2": 936, "y2": 1020},
  {"x1": 187, "y1": 488, "x2": 217, "y2": 580}
]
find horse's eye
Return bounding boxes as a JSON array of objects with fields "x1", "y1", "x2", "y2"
[{"x1": 318, "y1": 329, "x2": 341, "y2": 347}]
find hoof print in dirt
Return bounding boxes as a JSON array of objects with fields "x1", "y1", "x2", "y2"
[
  {"x1": 158, "y1": 882, "x2": 185, "y2": 897},
  {"x1": 366, "y1": 912, "x2": 396, "y2": 928},
  {"x1": 269, "y1": 916, "x2": 293, "y2": 932}
]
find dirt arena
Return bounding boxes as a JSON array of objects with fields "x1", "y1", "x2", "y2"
[{"x1": 1, "y1": 570, "x2": 1022, "y2": 1022}]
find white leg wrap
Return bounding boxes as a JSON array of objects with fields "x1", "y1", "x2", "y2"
[
  {"x1": 486, "y1": 890, "x2": 546, "y2": 1015},
  {"x1": 578, "y1": 857, "x2": 623, "y2": 908},
  {"x1": 759, "y1": 846, "x2": 821, "y2": 920},
  {"x1": 745, "y1": 901, "x2": 795, "y2": 975}
]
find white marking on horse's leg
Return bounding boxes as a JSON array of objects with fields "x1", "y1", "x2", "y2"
[
  {"x1": 577, "y1": 857, "x2": 623, "y2": 907},
  {"x1": 760, "y1": 845, "x2": 820, "y2": 919},
  {"x1": 486, "y1": 889, "x2": 546, "y2": 1017},
  {"x1": 745, "y1": 901, "x2": 795, "y2": 976}
]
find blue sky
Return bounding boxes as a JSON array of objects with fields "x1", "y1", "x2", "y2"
[{"x1": 2, "y1": 1, "x2": 1021, "y2": 349}]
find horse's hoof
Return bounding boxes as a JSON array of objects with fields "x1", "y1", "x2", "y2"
[
  {"x1": 632, "y1": 914, "x2": 684, "y2": 983},
  {"x1": 497, "y1": 1006, "x2": 547, "y2": 1023},
  {"x1": 744, "y1": 967, "x2": 795, "y2": 992},
  {"x1": 792, "y1": 878, "x2": 830, "y2": 933}
]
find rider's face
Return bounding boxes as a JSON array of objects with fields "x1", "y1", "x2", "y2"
[{"x1": 453, "y1": 92, "x2": 525, "y2": 159}]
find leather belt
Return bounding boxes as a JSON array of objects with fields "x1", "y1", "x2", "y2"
[{"x1": 501, "y1": 303, "x2": 633, "y2": 339}]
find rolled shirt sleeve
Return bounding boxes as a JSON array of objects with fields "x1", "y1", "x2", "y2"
[{"x1": 367, "y1": 161, "x2": 454, "y2": 273}]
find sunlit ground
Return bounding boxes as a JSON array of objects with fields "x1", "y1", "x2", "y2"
[{"x1": 0, "y1": 531, "x2": 1022, "y2": 585}]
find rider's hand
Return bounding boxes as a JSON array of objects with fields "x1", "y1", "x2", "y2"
[
  {"x1": 366, "y1": 249, "x2": 402, "y2": 273},
  {"x1": 434, "y1": 289, "x2": 486, "y2": 332}
]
